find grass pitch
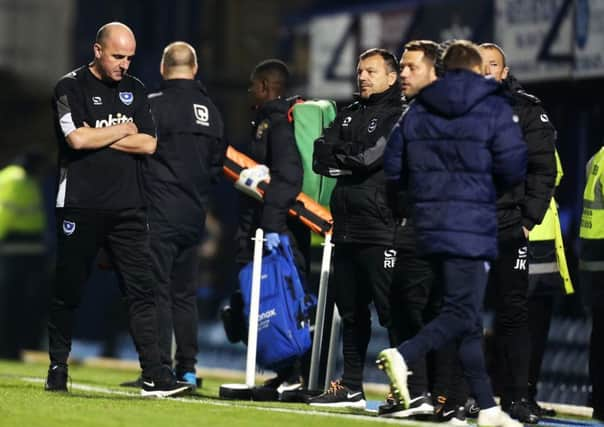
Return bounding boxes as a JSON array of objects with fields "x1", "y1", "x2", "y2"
[
  {"x1": 0, "y1": 359, "x2": 421, "y2": 427},
  {"x1": 1, "y1": 359, "x2": 596, "y2": 427}
]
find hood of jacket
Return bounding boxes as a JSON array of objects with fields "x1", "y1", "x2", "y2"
[{"x1": 418, "y1": 69, "x2": 501, "y2": 118}]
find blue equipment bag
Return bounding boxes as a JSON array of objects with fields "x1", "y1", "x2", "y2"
[{"x1": 239, "y1": 235, "x2": 314, "y2": 369}]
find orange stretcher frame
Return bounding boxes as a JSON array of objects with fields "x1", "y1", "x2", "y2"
[{"x1": 223, "y1": 146, "x2": 333, "y2": 236}]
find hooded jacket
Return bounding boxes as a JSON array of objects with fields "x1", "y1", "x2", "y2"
[{"x1": 384, "y1": 70, "x2": 527, "y2": 260}]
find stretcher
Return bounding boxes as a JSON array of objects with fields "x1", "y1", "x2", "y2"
[{"x1": 223, "y1": 146, "x2": 333, "y2": 236}]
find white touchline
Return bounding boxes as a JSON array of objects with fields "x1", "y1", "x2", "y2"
[{"x1": 20, "y1": 377, "x2": 442, "y2": 426}]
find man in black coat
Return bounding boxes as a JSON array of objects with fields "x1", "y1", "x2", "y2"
[
  {"x1": 309, "y1": 48, "x2": 402, "y2": 408},
  {"x1": 479, "y1": 43, "x2": 557, "y2": 423},
  {"x1": 231, "y1": 59, "x2": 309, "y2": 390},
  {"x1": 141, "y1": 41, "x2": 226, "y2": 388}
]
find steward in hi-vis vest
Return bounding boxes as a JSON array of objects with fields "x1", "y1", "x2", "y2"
[
  {"x1": 580, "y1": 147, "x2": 604, "y2": 264},
  {"x1": 528, "y1": 151, "x2": 573, "y2": 294},
  {"x1": 525, "y1": 151, "x2": 573, "y2": 415},
  {"x1": 0, "y1": 158, "x2": 47, "y2": 359},
  {"x1": 580, "y1": 146, "x2": 604, "y2": 421}
]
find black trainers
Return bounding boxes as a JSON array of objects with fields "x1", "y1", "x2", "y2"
[
  {"x1": 175, "y1": 371, "x2": 199, "y2": 391},
  {"x1": 435, "y1": 404, "x2": 468, "y2": 426},
  {"x1": 307, "y1": 380, "x2": 366, "y2": 409},
  {"x1": 527, "y1": 398, "x2": 556, "y2": 417},
  {"x1": 464, "y1": 397, "x2": 480, "y2": 419},
  {"x1": 377, "y1": 392, "x2": 398, "y2": 416},
  {"x1": 379, "y1": 391, "x2": 434, "y2": 419},
  {"x1": 264, "y1": 373, "x2": 303, "y2": 393},
  {"x1": 140, "y1": 366, "x2": 193, "y2": 398},
  {"x1": 44, "y1": 364, "x2": 68, "y2": 392},
  {"x1": 120, "y1": 376, "x2": 143, "y2": 388},
  {"x1": 504, "y1": 398, "x2": 540, "y2": 424}
]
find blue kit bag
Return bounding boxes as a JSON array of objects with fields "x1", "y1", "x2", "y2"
[{"x1": 238, "y1": 235, "x2": 314, "y2": 369}]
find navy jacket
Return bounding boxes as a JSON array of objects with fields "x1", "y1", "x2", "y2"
[
  {"x1": 144, "y1": 79, "x2": 225, "y2": 243},
  {"x1": 384, "y1": 70, "x2": 527, "y2": 260}
]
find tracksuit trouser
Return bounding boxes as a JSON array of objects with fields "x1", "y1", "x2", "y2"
[
  {"x1": 149, "y1": 227, "x2": 200, "y2": 373},
  {"x1": 527, "y1": 251, "x2": 561, "y2": 400},
  {"x1": 333, "y1": 243, "x2": 395, "y2": 391},
  {"x1": 49, "y1": 208, "x2": 161, "y2": 377},
  {"x1": 398, "y1": 257, "x2": 496, "y2": 411},
  {"x1": 489, "y1": 225, "x2": 531, "y2": 403}
]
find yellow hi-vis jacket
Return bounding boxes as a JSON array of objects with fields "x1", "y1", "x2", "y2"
[
  {"x1": 529, "y1": 151, "x2": 574, "y2": 294},
  {"x1": 0, "y1": 165, "x2": 45, "y2": 241},
  {"x1": 580, "y1": 147, "x2": 604, "y2": 272}
]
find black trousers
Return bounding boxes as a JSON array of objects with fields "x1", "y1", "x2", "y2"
[
  {"x1": 527, "y1": 239, "x2": 562, "y2": 400},
  {"x1": 149, "y1": 227, "x2": 200, "y2": 373},
  {"x1": 48, "y1": 208, "x2": 161, "y2": 376},
  {"x1": 488, "y1": 225, "x2": 530, "y2": 403},
  {"x1": 589, "y1": 270, "x2": 604, "y2": 420},
  {"x1": 391, "y1": 224, "x2": 464, "y2": 402},
  {"x1": 333, "y1": 242, "x2": 394, "y2": 391}
]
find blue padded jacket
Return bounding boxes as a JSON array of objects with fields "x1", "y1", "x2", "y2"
[{"x1": 384, "y1": 70, "x2": 527, "y2": 260}]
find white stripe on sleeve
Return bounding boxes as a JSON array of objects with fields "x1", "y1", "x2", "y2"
[
  {"x1": 60, "y1": 113, "x2": 76, "y2": 137},
  {"x1": 56, "y1": 167, "x2": 67, "y2": 208}
]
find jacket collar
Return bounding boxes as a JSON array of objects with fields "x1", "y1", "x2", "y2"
[
  {"x1": 160, "y1": 79, "x2": 207, "y2": 94},
  {"x1": 354, "y1": 82, "x2": 402, "y2": 107}
]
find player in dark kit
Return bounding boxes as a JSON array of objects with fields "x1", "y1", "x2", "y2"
[{"x1": 46, "y1": 22, "x2": 190, "y2": 397}]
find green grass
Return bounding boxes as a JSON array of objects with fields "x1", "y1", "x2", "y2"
[
  {"x1": 0, "y1": 359, "x2": 410, "y2": 427},
  {"x1": 2, "y1": 359, "x2": 594, "y2": 427}
]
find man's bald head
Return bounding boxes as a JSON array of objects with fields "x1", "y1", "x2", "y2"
[
  {"x1": 160, "y1": 41, "x2": 198, "y2": 80},
  {"x1": 95, "y1": 22, "x2": 135, "y2": 47},
  {"x1": 91, "y1": 22, "x2": 136, "y2": 82}
]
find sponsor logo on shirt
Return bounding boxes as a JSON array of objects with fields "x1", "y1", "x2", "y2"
[
  {"x1": 95, "y1": 113, "x2": 134, "y2": 128},
  {"x1": 540, "y1": 113, "x2": 549, "y2": 122},
  {"x1": 342, "y1": 116, "x2": 352, "y2": 127},
  {"x1": 92, "y1": 96, "x2": 103, "y2": 105},
  {"x1": 119, "y1": 91, "x2": 134, "y2": 106}
]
